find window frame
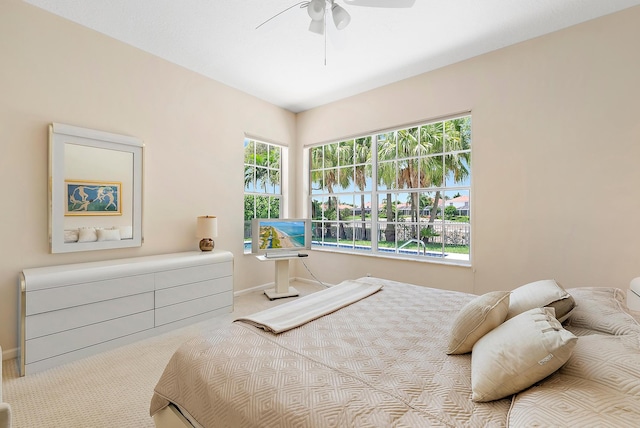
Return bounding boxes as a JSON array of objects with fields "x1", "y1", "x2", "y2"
[
  {"x1": 244, "y1": 137, "x2": 287, "y2": 254},
  {"x1": 306, "y1": 113, "x2": 472, "y2": 265}
]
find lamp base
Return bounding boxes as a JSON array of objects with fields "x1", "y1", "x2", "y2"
[{"x1": 199, "y1": 238, "x2": 215, "y2": 251}]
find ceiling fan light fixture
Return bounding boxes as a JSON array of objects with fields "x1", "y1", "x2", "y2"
[
  {"x1": 308, "y1": 17, "x2": 325, "y2": 35},
  {"x1": 331, "y1": 3, "x2": 351, "y2": 30},
  {"x1": 307, "y1": 0, "x2": 326, "y2": 21}
]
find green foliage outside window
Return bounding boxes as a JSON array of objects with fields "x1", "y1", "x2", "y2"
[
  {"x1": 244, "y1": 139, "x2": 283, "y2": 250},
  {"x1": 309, "y1": 116, "x2": 472, "y2": 261}
]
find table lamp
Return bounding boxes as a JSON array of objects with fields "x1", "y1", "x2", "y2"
[{"x1": 196, "y1": 215, "x2": 217, "y2": 251}]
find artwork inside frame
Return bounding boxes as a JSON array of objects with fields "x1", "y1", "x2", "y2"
[{"x1": 65, "y1": 180, "x2": 122, "y2": 216}]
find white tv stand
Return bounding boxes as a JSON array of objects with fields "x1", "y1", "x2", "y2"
[{"x1": 256, "y1": 254, "x2": 304, "y2": 300}]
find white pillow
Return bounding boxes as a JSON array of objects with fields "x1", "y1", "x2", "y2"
[
  {"x1": 471, "y1": 307, "x2": 578, "y2": 402},
  {"x1": 117, "y1": 225, "x2": 133, "y2": 240},
  {"x1": 64, "y1": 229, "x2": 79, "y2": 243},
  {"x1": 564, "y1": 287, "x2": 640, "y2": 336},
  {"x1": 446, "y1": 291, "x2": 510, "y2": 355},
  {"x1": 507, "y1": 279, "x2": 575, "y2": 322},
  {"x1": 78, "y1": 227, "x2": 98, "y2": 242},
  {"x1": 97, "y1": 228, "x2": 121, "y2": 241}
]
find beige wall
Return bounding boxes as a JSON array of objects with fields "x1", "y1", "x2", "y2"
[
  {"x1": 0, "y1": 0, "x2": 296, "y2": 355},
  {"x1": 295, "y1": 7, "x2": 640, "y2": 294},
  {"x1": 2, "y1": 0, "x2": 640, "y2": 356}
]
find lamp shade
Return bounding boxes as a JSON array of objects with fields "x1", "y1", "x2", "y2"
[
  {"x1": 331, "y1": 4, "x2": 350, "y2": 30},
  {"x1": 307, "y1": 0, "x2": 326, "y2": 21},
  {"x1": 309, "y1": 17, "x2": 325, "y2": 35},
  {"x1": 196, "y1": 215, "x2": 218, "y2": 238}
]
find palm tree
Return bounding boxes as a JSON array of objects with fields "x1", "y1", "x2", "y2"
[
  {"x1": 244, "y1": 141, "x2": 280, "y2": 193},
  {"x1": 309, "y1": 143, "x2": 351, "y2": 239},
  {"x1": 335, "y1": 142, "x2": 354, "y2": 239},
  {"x1": 309, "y1": 146, "x2": 326, "y2": 238},
  {"x1": 353, "y1": 137, "x2": 372, "y2": 240},
  {"x1": 377, "y1": 132, "x2": 397, "y2": 242},
  {"x1": 395, "y1": 127, "x2": 431, "y2": 239},
  {"x1": 379, "y1": 127, "x2": 435, "y2": 240},
  {"x1": 422, "y1": 118, "x2": 471, "y2": 240},
  {"x1": 244, "y1": 140, "x2": 281, "y2": 220},
  {"x1": 377, "y1": 119, "x2": 471, "y2": 245}
]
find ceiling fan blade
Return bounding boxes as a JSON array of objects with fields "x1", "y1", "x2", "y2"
[
  {"x1": 255, "y1": 1, "x2": 308, "y2": 30},
  {"x1": 343, "y1": 0, "x2": 416, "y2": 8}
]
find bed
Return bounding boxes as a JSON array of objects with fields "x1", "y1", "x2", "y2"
[{"x1": 150, "y1": 277, "x2": 640, "y2": 427}]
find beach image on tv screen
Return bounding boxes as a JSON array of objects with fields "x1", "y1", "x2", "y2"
[{"x1": 258, "y1": 221, "x2": 305, "y2": 250}]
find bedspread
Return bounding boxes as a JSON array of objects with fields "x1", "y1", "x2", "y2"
[{"x1": 150, "y1": 278, "x2": 510, "y2": 427}]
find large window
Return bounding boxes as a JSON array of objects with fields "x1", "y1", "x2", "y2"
[
  {"x1": 309, "y1": 115, "x2": 471, "y2": 263},
  {"x1": 244, "y1": 138, "x2": 282, "y2": 252}
]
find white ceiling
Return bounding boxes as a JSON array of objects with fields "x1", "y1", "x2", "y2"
[{"x1": 23, "y1": 0, "x2": 640, "y2": 113}]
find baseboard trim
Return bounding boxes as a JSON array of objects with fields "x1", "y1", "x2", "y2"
[
  {"x1": 2, "y1": 346, "x2": 18, "y2": 361},
  {"x1": 294, "y1": 277, "x2": 333, "y2": 287},
  {"x1": 234, "y1": 282, "x2": 273, "y2": 297},
  {"x1": 233, "y1": 277, "x2": 329, "y2": 297}
]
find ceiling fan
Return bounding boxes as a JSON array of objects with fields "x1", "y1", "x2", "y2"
[{"x1": 256, "y1": 0, "x2": 416, "y2": 33}]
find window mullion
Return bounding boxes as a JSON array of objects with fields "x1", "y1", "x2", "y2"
[{"x1": 371, "y1": 134, "x2": 379, "y2": 252}]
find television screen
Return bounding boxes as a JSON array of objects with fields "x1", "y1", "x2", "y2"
[{"x1": 251, "y1": 218, "x2": 311, "y2": 254}]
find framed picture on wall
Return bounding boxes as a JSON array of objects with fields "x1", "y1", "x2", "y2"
[{"x1": 65, "y1": 180, "x2": 122, "y2": 216}]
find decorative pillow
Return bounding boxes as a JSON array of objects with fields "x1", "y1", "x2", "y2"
[
  {"x1": 97, "y1": 228, "x2": 121, "y2": 241},
  {"x1": 471, "y1": 307, "x2": 577, "y2": 402},
  {"x1": 446, "y1": 291, "x2": 510, "y2": 355},
  {"x1": 564, "y1": 287, "x2": 640, "y2": 336},
  {"x1": 64, "y1": 229, "x2": 79, "y2": 243},
  {"x1": 506, "y1": 279, "x2": 575, "y2": 322},
  {"x1": 78, "y1": 227, "x2": 98, "y2": 242},
  {"x1": 509, "y1": 334, "x2": 640, "y2": 426}
]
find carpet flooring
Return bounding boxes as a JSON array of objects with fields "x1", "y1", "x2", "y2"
[{"x1": 2, "y1": 281, "x2": 324, "y2": 428}]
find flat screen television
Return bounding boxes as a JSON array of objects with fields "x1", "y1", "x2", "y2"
[{"x1": 251, "y1": 218, "x2": 311, "y2": 255}]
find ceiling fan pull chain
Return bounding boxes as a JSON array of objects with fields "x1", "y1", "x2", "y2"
[{"x1": 324, "y1": 9, "x2": 327, "y2": 66}]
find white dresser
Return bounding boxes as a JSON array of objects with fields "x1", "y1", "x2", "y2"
[{"x1": 19, "y1": 250, "x2": 233, "y2": 375}]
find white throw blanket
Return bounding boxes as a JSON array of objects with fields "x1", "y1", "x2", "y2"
[{"x1": 235, "y1": 279, "x2": 383, "y2": 333}]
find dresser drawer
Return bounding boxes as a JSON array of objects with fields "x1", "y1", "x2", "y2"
[
  {"x1": 155, "y1": 291, "x2": 233, "y2": 327},
  {"x1": 155, "y1": 262, "x2": 232, "y2": 290},
  {"x1": 26, "y1": 292, "x2": 154, "y2": 339},
  {"x1": 155, "y1": 276, "x2": 232, "y2": 308},
  {"x1": 25, "y1": 310, "x2": 154, "y2": 364},
  {"x1": 26, "y1": 273, "x2": 155, "y2": 316}
]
